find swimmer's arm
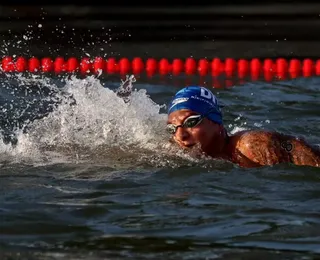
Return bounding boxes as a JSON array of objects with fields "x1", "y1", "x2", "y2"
[
  {"x1": 233, "y1": 148, "x2": 265, "y2": 168},
  {"x1": 236, "y1": 131, "x2": 320, "y2": 167},
  {"x1": 288, "y1": 138, "x2": 320, "y2": 167}
]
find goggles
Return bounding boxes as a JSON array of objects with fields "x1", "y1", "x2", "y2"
[{"x1": 166, "y1": 114, "x2": 205, "y2": 135}]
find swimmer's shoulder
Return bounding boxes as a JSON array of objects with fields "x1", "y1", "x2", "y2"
[{"x1": 231, "y1": 130, "x2": 281, "y2": 166}]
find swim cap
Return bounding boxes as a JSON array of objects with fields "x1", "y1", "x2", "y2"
[{"x1": 168, "y1": 86, "x2": 223, "y2": 124}]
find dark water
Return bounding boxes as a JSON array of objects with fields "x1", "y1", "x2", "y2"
[{"x1": 0, "y1": 71, "x2": 319, "y2": 260}]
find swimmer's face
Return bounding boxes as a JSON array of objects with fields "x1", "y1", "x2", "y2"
[{"x1": 167, "y1": 109, "x2": 223, "y2": 154}]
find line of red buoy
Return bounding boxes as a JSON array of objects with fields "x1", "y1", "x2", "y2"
[{"x1": 1, "y1": 56, "x2": 320, "y2": 79}]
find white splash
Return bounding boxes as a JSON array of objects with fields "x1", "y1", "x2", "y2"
[{"x1": 0, "y1": 74, "x2": 201, "y2": 167}]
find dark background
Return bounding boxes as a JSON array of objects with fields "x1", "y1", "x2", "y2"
[{"x1": 1, "y1": 3, "x2": 320, "y2": 59}]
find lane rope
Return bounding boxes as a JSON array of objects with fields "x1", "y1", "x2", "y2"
[{"x1": 1, "y1": 56, "x2": 319, "y2": 80}]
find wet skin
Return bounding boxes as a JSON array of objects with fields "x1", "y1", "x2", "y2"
[{"x1": 167, "y1": 109, "x2": 320, "y2": 168}]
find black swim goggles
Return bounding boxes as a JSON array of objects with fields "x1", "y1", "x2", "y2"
[{"x1": 166, "y1": 109, "x2": 218, "y2": 135}]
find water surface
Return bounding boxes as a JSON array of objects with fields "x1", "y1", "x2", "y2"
[{"x1": 0, "y1": 71, "x2": 319, "y2": 259}]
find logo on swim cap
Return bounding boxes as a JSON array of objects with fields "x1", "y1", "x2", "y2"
[
  {"x1": 170, "y1": 97, "x2": 189, "y2": 107},
  {"x1": 168, "y1": 86, "x2": 223, "y2": 124}
]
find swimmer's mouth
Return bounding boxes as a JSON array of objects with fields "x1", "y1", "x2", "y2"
[
  {"x1": 176, "y1": 142, "x2": 196, "y2": 149},
  {"x1": 185, "y1": 143, "x2": 196, "y2": 148},
  {"x1": 169, "y1": 138, "x2": 198, "y2": 149}
]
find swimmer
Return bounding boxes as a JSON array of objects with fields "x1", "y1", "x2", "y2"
[{"x1": 167, "y1": 86, "x2": 320, "y2": 168}]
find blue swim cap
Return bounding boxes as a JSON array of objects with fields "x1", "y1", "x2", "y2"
[{"x1": 168, "y1": 86, "x2": 223, "y2": 124}]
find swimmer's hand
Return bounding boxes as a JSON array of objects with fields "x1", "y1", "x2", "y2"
[{"x1": 116, "y1": 75, "x2": 136, "y2": 103}]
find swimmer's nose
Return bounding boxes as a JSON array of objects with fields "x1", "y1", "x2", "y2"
[{"x1": 174, "y1": 127, "x2": 190, "y2": 145}]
